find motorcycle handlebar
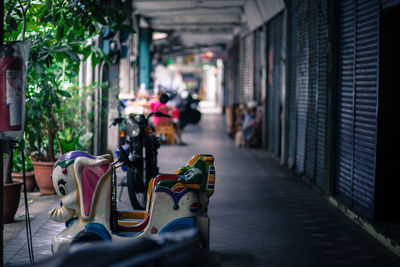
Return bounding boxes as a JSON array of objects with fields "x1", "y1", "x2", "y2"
[
  {"x1": 154, "y1": 112, "x2": 171, "y2": 118},
  {"x1": 145, "y1": 112, "x2": 171, "y2": 124},
  {"x1": 112, "y1": 112, "x2": 171, "y2": 128}
]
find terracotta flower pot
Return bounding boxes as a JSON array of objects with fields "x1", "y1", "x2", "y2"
[
  {"x1": 3, "y1": 180, "x2": 23, "y2": 223},
  {"x1": 12, "y1": 171, "x2": 36, "y2": 192},
  {"x1": 32, "y1": 160, "x2": 56, "y2": 194}
]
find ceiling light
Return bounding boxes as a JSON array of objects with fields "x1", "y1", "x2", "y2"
[{"x1": 153, "y1": 32, "x2": 168, "y2": 40}]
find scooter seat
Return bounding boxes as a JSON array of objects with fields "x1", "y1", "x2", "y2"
[
  {"x1": 118, "y1": 218, "x2": 144, "y2": 226},
  {"x1": 115, "y1": 174, "x2": 179, "y2": 233}
]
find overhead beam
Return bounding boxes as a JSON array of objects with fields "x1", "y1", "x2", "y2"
[
  {"x1": 152, "y1": 25, "x2": 239, "y2": 33},
  {"x1": 133, "y1": 0, "x2": 246, "y2": 5},
  {"x1": 151, "y1": 22, "x2": 241, "y2": 27},
  {"x1": 132, "y1": 0, "x2": 246, "y2": 12},
  {"x1": 180, "y1": 33, "x2": 233, "y2": 46},
  {"x1": 135, "y1": 6, "x2": 243, "y2": 17},
  {"x1": 150, "y1": 15, "x2": 242, "y2": 24},
  {"x1": 161, "y1": 45, "x2": 228, "y2": 57},
  {"x1": 171, "y1": 28, "x2": 235, "y2": 34}
]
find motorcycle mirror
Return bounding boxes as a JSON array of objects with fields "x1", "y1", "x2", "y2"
[
  {"x1": 112, "y1": 117, "x2": 124, "y2": 126},
  {"x1": 119, "y1": 100, "x2": 126, "y2": 109},
  {"x1": 159, "y1": 93, "x2": 169, "y2": 104}
]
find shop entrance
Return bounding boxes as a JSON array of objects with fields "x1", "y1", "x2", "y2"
[{"x1": 376, "y1": 5, "x2": 400, "y2": 221}]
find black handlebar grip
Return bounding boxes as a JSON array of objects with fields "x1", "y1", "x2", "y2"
[{"x1": 155, "y1": 112, "x2": 171, "y2": 118}]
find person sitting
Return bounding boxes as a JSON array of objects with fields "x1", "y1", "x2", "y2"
[
  {"x1": 171, "y1": 105, "x2": 185, "y2": 145},
  {"x1": 149, "y1": 91, "x2": 169, "y2": 127},
  {"x1": 236, "y1": 101, "x2": 261, "y2": 147}
]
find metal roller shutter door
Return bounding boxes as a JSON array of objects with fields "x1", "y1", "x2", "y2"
[
  {"x1": 239, "y1": 38, "x2": 245, "y2": 104},
  {"x1": 227, "y1": 46, "x2": 235, "y2": 107},
  {"x1": 295, "y1": 0, "x2": 309, "y2": 174},
  {"x1": 305, "y1": 0, "x2": 318, "y2": 179},
  {"x1": 335, "y1": 0, "x2": 379, "y2": 219},
  {"x1": 234, "y1": 39, "x2": 241, "y2": 105},
  {"x1": 241, "y1": 33, "x2": 255, "y2": 103},
  {"x1": 336, "y1": 0, "x2": 355, "y2": 205},
  {"x1": 303, "y1": 0, "x2": 328, "y2": 186},
  {"x1": 294, "y1": 0, "x2": 328, "y2": 187},
  {"x1": 267, "y1": 13, "x2": 284, "y2": 156},
  {"x1": 254, "y1": 30, "x2": 263, "y2": 103},
  {"x1": 287, "y1": 0, "x2": 298, "y2": 168},
  {"x1": 227, "y1": 39, "x2": 240, "y2": 106},
  {"x1": 315, "y1": 0, "x2": 328, "y2": 188}
]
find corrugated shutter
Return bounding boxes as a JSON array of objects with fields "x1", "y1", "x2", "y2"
[
  {"x1": 227, "y1": 45, "x2": 235, "y2": 107},
  {"x1": 336, "y1": 0, "x2": 379, "y2": 219},
  {"x1": 294, "y1": 0, "x2": 328, "y2": 187},
  {"x1": 287, "y1": 0, "x2": 298, "y2": 168},
  {"x1": 336, "y1": 0, "x2": 355, "y2": 204},
  {"x1": 254, "y1": 29, "x2": 263, "y2": 103},
  {"x1": 315, "y1": 0, "x2": 328, "y2": 188},
  {"x1": 267, "y1": 13, "x2": 284, "y2": 156},
  {"x1": 295, "y1": 0, "x2": 309, "y2": 174},
  {"x1": 305, "y1": 0, "x2": 318, "y2": 179},
  {"x1": 239, "y1": 38, "x2": 245, "y2": 104},
  {"x1": 242, "y1": 33, "x2": 255, "y2": 103},
  {"x1": 234, "y1": 39, "x2": 241, "y2": 105},
  {"x1": 227, "y1": 38, "x2": 240, "y2": 106}
]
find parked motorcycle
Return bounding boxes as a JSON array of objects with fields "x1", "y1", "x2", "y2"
[
  {"x1": 112, "y1": 94, "x2": 170, "y2": 210},
  {"x1": 176, "y1": 90, "x2": 202, "y2": 129}
]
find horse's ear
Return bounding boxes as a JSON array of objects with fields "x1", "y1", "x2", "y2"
[{"x1": 74, "y1": 157, "x2": 110, "y2": 219}]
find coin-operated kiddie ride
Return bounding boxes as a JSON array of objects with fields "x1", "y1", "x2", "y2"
[{"x1": 49, "y1": 150, "x2": 215, "y2": 254}]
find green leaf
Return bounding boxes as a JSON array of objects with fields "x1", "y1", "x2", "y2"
[
  {"x1": 56, "y1": 24, "x2": 64, "y2": 39},
  {"x1": 53, "y1": 45, "x2": 68, "y2": 53},
  {"x1": 46, "y1": 0, "x2": 52, "y2": 10},
  {"x1": 60, "y1": 139, "x2": 75, "y2": 154},
  {"x1": 65, "y1": 51, "x2": 80, "y2": 62},
  {"x1": 56, "y1": 90, "x2": 72, "y2": 98},
  {"x1": 91, "y1": 53, "x2": 100, "y2": 68},
  {"x1": 73, "y1": 129, "x2": 82, "y2": 144}
]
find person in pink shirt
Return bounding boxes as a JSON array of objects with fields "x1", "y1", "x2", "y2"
[
  {"x1": 150, "y1": 92, "x2": 185, "y2": 145},
  {"x1": 149, "y1": 92, "x2": 169, "y2": 126},
  {"x1": 171, "y1": 106, "x2": 185, "y2": 145}
]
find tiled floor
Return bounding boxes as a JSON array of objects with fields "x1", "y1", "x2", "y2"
[
  {"x1": 4, "y1": 201, "x2": 63, "y2": 264},
  {"x1": 4, "y1": 112, "x2": 400, "y2": 266}
]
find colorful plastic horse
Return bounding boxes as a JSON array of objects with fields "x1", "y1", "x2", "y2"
[{"x1": 49, "y1": 151, "x2": 215, "y2": 254}]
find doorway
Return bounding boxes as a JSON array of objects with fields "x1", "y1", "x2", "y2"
[{"x1": 376, "y1": 5, "x2": 400, "y2": 221}]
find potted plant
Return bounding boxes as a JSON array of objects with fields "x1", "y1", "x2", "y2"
[
  {"x1": 11, "y1": 144, "x2": 36, "y2": 192},
  {"x1": 26, "y1": 68, "x2": 67, "y2": 194},
  {"x1": 58, "y1": 127, "x2": 93, "y2": 154},
  {"x1": 3, "y1": 150, "x2": 23, "y2": 223},
  {"x1": 3, "y1": 0, "x2": 134, "y2": 194}
]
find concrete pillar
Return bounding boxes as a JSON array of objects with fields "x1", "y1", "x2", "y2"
[
  {"x1": 107, "y1": 62, "x2": 119, "y2": 156},
  {"x1": 139, "y1": 28, "x2": 151, "y2": 90}
]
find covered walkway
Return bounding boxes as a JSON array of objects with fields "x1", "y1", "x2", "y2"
[{"x1": 4, "y1": 113, "x2": 400, "y2": 266}]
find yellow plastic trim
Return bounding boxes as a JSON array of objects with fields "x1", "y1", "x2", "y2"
[
  {"x1": 171, "y1": 182, "x2": 186, "y2": 191},
  {"x1": 187, "y1": 155, "x2": 200, "y2": 166},
  {"x1": 118, "y1": 211, "x2": 147, "y2": 219},
  {"x1": 146, "y1": 179, "x2": 155, "y2": 212},
  {"x1": 118, "y1": 220, "x2": 141, "y2": 226},
  {"x1": 185, "y1": 184, "x2": 201, "y2": 189}
]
